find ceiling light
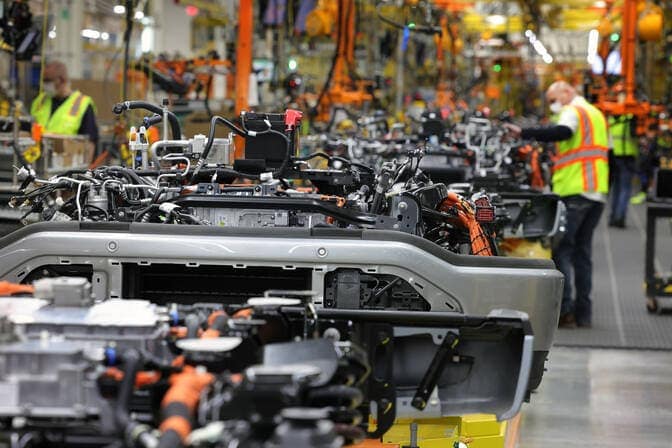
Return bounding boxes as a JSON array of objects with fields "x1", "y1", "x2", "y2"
[
  {"x1": 593, "y1": 1, "x2": 607, "y2": 7},
  {"x1": 101, "y1": 32, "x2": 110, "y2": 41},
  {"x1": 486, "y1": 15, "x2": 507, "y2": 26},
  {"x1": 113, "y1": 4, "x2": 125, "y2": 14},
  {"x1": 48, "y1": 30, "x2": 56, "y2": 39},
  {"x1": 81, "y1": 29, "x2": 101, "y2": 39},
  {"x1": 134, "y1": 10, "x2": 145, "y2": 20},
  {"x1": 587, "y1": 29, "x2": 599, "y2": 64}
]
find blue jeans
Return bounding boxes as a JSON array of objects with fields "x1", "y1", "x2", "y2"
[
  {"x1": 553, "y1": 195, "x2": 605, "y2": 323},
  {"x1": 610, "y1": 156, "x2": 636, "y2": 222}
]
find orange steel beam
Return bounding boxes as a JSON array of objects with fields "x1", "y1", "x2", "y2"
[
  {"x1": 332, "y1": 0, "x2": 355, "y2": 92},
  {"x1": 620, "y1": 0, "x2": 637, "y2": 105},
  {"x1": 595, "y1": 0, "x2": 664, "y2": 133},
  {"x1": 234, "y1": 0, "x2": 253, "y2": 158}
]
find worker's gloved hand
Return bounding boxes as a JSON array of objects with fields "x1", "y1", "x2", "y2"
[{"x1": 503, "y1": 123, "x2": 522, "y2": 138}]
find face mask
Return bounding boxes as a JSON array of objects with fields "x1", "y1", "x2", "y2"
[
  {"x1": 42, "y1": 82, "x2": 56, "y2": 95},
  {"x1": 549, "y1": 101, "x2": 563, "y2": 114}
]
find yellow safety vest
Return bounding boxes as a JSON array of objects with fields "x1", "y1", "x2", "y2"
[
  {"x1": 609, "y1": 115, "x2": 638, "y2": 157},
  {"x1": 553, "y1": 103, "x2": 609, "y2": 197},
  {"x1": 30, "y1": 91, "x2": 94, "y2": 136}
]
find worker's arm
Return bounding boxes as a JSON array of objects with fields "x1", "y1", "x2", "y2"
[
  {"x1": 77, "y1": 104, "x2": 99, "y2": 146},
  {"x1": 521, "y1": 125, "x2": 573, "y2": 142},
  {"x1": 509, "y1": 105, "x2": 578, "y2": 142},
  {"x1": 77, "y1": 104, "x2": 99, "y2": 162}
]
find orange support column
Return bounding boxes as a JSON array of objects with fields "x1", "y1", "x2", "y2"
[
  {"x1": 620, "y1": 0, "x2": 637, "y2": 105},
  {"x1": 235, "y1": 0, "x2": 253, "y2": 159}
]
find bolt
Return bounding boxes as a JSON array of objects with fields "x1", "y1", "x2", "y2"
[
  {"x1": 398, "y1": 201, "x2": 408, "y2": 211},
  {"x1": 107, "y1": 241, "x2": 118, "y2": 252},
  {"x1": 317, "y1": 247, "x2": 328, "y2": 257}
]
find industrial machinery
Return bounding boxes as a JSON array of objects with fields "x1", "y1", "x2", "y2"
[
  {"x1": 309, "y1": 0, "x2": 374, "y2": 123},
  {"x1": 0, "y1": 99, "x2": 562, "y2": 406},
  {"x1": 0, "y1": 275, "x2": 535, "y2": 447}
]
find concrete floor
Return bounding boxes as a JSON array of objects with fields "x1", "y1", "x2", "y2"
[{"x1": 518, "y1": 347, "x2": 672, "y2": 447}]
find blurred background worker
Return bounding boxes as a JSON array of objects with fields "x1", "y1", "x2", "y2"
[
  {"x1": 30, "y1": 60, "x2": 99, "y2": 159},
  {"x1": 508, "y1": 81, "x2": 609, "y2": 328},
  {"x1": 608, "y1": 115, "x2": 638, "y2": 228}
]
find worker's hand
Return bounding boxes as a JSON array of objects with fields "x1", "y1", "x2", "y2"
[{"x1": 503, "y1": 123, "x2": 522, "y2": 138}]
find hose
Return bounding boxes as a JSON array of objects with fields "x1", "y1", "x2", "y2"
[
  {"x1": 437, "y1": 192, "x2": 494, "y2": 256},
  {"x1": 113, "y1": 101, "x2": 182, "y2": 140},
  {"x1": 114, "y1": 349, "x2": 142, "y2": 434},
  {"x1": 158, "y1": 366, "x2": 214, "y2": 447},
  {"x1": 190, "y1": 115, "x2": 249, "y2": 182},
  {"x1": 306, "y1": 385, "x2": 363, "y2": 408},
  {"x1": 185, "y1": 314, "x2": 201, "y2": 339}
]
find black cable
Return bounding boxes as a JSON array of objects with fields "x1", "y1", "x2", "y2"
[
  {"x1": 114, "y1": 348, "x2": 141, "y2": 434},
  {"x1": 190, "y1": 167, "x2": 260, "y2": 182},
  {"x1": 293, "y1": 151, "x2": 375, "y2": 172},
  {"x1": 112, "y1": 100, "x2": 182, "y2": 139},
  {"x1": 375, "y1": 1, "x2": 442, "y2": 35},
  {"x1": 190, "y1": 115, "x2": 249, "y2": 182},
  {"x1": 204, "y1": 72, "x2": 214, "y2": 118},
  {"x1": 85, "y1": 204, "x2": 109, "y2": 220}
]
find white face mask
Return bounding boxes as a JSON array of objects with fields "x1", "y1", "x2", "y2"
[
  {"x1": 549, "y1": 101, "x2": 563, "y2": 114},
  {"x1": 42, "y1": 82, "x2": 56, "y2": 95}
]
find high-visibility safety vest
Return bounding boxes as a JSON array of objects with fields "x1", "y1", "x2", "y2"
[
  {"x1": 30, "y1": 91, "x2": 94, "y2": 136},
  {"x1": 609, "y1": 115, "x2": 638, "y2": 157},
  {"x1": 553, "y1": 103, "x2": 609, "y2": 197}
]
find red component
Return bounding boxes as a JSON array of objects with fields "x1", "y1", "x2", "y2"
[
  {"x1": 185, "y1": 5, "x2": 199, "y2": 16},
  {"x1": 475, "y1": 206, "x2": 496, "y2": 223},
  {"x1": 284, "y1": 109, "x2": 303, "y2": 131},
  {"x1": 474, "y1": 196, "x2": 491, "y2": 207}
]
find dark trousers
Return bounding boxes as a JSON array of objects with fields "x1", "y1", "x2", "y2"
[
  {"x1": 609, "y1": 156, "x2": 636, "y2": 222},
  {"x1": 553, "y1": 195, "x2": 605, "y2": 323}
]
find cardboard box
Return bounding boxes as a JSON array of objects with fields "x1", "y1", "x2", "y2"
[{"x1": 42, "y1": 134, "x2": 91, "y2": 172}]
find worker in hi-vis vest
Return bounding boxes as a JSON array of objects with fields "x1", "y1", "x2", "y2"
[
  {"x1": 31, "y1": 60, "x2": 99, "y2": 161},
  {"x1": 608, "y1": 115, "x2": 638, "y2": 228},
  {"x1": 505, "y1": 81, "x2": 609, "y2": 329}
]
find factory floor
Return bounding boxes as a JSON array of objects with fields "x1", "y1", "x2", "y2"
[
  {"x1": 519, "y1": 200, "x2": 672, "y2": 447},
  {"x1": 518, "y1": 347, "x2": 672, "y2": 447}
]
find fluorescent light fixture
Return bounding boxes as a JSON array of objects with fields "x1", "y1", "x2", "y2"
[
  {"x1": 113, "y1": 4, "x2": 125, "y2": 14},
  {"x1": 587, "y1": 29, "x2": 599, "y2": 64},
  {"x1": 606, "y1": 49, "x2": 621, "y2": 75},
  {"x1": 486, "y1": 15, "x2": 507, "y2": 26},
  {"x1": 525, "y1": 30, "x2": 554, "y2": 64},
  {"x1": 101, "y1": 32, "x2": 110, "y2": 41},
  {"x1": 81, "y1": 29, "x2": 101, "y2": 39},
  {"x1": 134, "y1": 10, "x2": 145, "y2": 20},
  {"x1": 140, "y1": 26, "x2": 154, "y2": 53}
]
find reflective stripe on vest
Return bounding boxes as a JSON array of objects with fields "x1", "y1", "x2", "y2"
[
  {"x1": 69, "y1": 92, "x2": 84, "y2": 117},
  {"x1": 553, "y1": 104, "x2": 609, "y2": 196}
]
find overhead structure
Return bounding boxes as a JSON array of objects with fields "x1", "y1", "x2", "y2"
[
  {"x1": 594, "y1": 0, "x2": 660, "y2": 133},
  {"x1": 313, "y1": 0, "x2": 372, "y2": 122}
]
